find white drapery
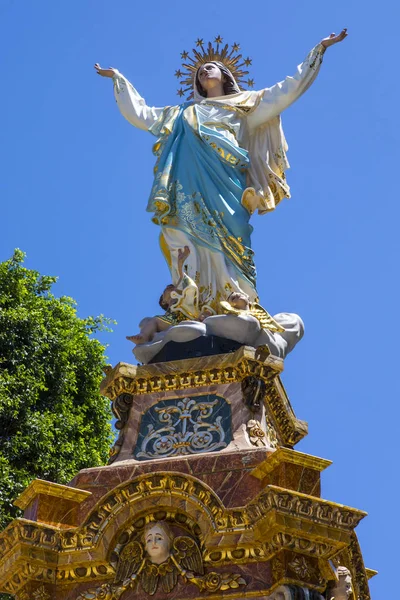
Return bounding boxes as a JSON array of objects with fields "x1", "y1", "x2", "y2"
[{"x1": 112, "y1": 44, "x2": 325, "y2": 308}]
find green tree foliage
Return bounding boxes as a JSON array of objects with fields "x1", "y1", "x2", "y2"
[{"x1": 0, "y1": 250, "x2": 114, "y2": 530}]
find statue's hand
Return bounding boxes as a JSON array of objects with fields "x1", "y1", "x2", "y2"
[
  {"x1": 177, "y1": 246, "x2": 191, "y2": 264},
  {"x1": 94, "y1": 63, "x2": 118, "y2": 78},
  {"x1": 321, "y1": 28, "x2": 348, "y2": 48}
]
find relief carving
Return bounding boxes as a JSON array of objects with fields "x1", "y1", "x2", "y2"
[
  {"x1": 134, "y1": 395, "x2": 232, "y2": 459},
  {"x1": 77, "y1": 520, "x2": 246, "y2": 599},
  {"x1": 242, "y1": 376, "x2": 266, "y2": 411},
  {"x1": 247, "y1": 419, "x2": 267, "y2": 446},
  {"x1": 32, "y1": 586, "x2": 51, "y2": 600}
]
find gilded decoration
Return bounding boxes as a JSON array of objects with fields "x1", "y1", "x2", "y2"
[
  {"x1": 72, "y1": 473, "x2": 366, "y2": 554},
  {"x1": 247, "y1": 419, "x2": 268, "y2": 447},
  {"x1": 100, "y1": 348, "x2": 283, "y2": 401},
  {"x1": 101, "y1": 347, "x2": 308, "y2": 448},
  {"x1": 77, "y1": 519, "x2": 246, "y2": 599},
  {"x1": 288, "y1": 555, "x2": 318, "y2": 581},
  {"x1": 0, "y1": 471, "x2": 371, "y2": 597},
  {"x1": 331, "y1": 533, "x2": 372, "y2": 600},
  {"x1": 176, "y1": 36, "x2": 255, "y2": 99},
  {"x1": 60, "y1": 474, "x2": 365, "y2": 553},
  {"x1": 134, "y1": 394, "x2": 232, "y2": 459},
  {"x1": 0, "y1": 562, "x2": 56, "y2": 596},
  {"x1": 14, "y1": 479, "x2": 91, "y2": 511},
  {"x1": 32, "y1": 585, "x2": 51, "y2": 600},
  {"x1": 0, "y1": 29, "x2": 374, "y2": 600},
  {"x1": 251, "y1": 447, "x2": 332, "y2": 481}
]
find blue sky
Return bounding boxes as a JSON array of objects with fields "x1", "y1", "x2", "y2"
[{"x1": 1, "y1": 0, "x2": 397, "y2": 595}]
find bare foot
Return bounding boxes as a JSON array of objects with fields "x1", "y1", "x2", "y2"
[{"x1": 126, "y1": 334, "x2": 146, "y2": 344}]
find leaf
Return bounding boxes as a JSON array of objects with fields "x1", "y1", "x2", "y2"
[{"x1": 0, "y1": 250, "x2": 115, "y2": 529}]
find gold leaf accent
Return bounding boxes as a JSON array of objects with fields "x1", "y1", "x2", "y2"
[{"x1": 176, "y1": 36, "x2": 255, "y2": 99}]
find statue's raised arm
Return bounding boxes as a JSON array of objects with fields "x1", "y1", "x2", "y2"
[
  {"x1": 247, "y1": 29, "x2": 348, "y2": 129},
  {"x1": 95, "y1": 33, "x2": 347, "y2": 360},
  {"x1": 94, "y1": 63, "x2": 164, "y2": 130}
]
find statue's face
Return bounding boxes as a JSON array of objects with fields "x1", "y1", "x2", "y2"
[
  {"x1": 332, "y1": 573, "x2": 353, "y2": 599},
  {"x1": 145, "y1": 525, "x2": 171, "y2": 564},
  {"x1": 162, "y1": 284, "x2": 176, "y2": 307},
  {"x1": 197, "y1": 62, "x2": 224, "y2": 93},
  {"x1": 228, "y1": 292, "x2": 249, "y2": 310}
]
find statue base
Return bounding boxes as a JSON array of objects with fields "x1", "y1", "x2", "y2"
[
  {"x1": 0, "y1": 348, "x2": 375, "y2": 600},
  {"x1": 149, "y1": 335, "x2": 243, "y2": 363}
]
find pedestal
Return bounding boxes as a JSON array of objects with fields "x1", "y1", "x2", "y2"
[{"x1": 0, "y1": 347, "x2": 374, "y2": 600}]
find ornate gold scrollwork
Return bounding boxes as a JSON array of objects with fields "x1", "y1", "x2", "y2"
[{"x1": 101, "y1": 349, "x2": 308, "y2": 449}]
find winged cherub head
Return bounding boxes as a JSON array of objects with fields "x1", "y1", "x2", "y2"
[{"x1": 143, "y1": 521, "x2": 173, "y2": 565}]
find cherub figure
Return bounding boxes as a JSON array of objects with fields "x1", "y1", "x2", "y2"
[
  {"x1": 78, "y1": 520, "x2": 246, "y2": 599},
  {"x1": 220, "y1": 291, "x2": 285, "y2": 333},
  {"x1": 126, "y1": 247, "x2": 199, "y2": 344},
  {"x1": 115, "y1": 521, "x2": 204, "y2": 595}
]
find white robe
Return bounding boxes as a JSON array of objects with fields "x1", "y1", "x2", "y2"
[{"x1": 112, "y1": 44, "x2": 325, "y2": 309}]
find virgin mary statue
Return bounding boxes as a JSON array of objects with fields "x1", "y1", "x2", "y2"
[{"x1": 95, "y1": 31, "x2": 346, "y2": 315}]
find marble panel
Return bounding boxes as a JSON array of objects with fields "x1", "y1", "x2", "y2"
[
  {"x1": 133, "y1": 394, "x2": 233, "y2": 460},
  {"x1": 71, "y1": 448, "x2": 272, "y2": 519},
  {"x1": 113, "y1": 381, "x2": 279, "y2": 464}
]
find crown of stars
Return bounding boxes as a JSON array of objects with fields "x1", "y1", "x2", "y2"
[{"x1": 175, "y1": 36, "x2": 255, "y2": 99}]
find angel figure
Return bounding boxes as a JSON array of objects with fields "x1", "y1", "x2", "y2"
[
  {"x1": 220, "y1": 291, "x2": 286, "y2": 333},
  {"x1": 126, "y1": 246, "x2": 201, "y2": 345},
  {"x1": 95, "y1": 30, "x2": 347, "y2": 314},
  {"x1": 115, "y1": 521, "x2": 204, "y2": 595},
  {"x1": 78, "y1": 521, "x2": 246, "y2": 599},
  {"x1": 202, "y1": 290, "x2": 304, "y2": 359}
]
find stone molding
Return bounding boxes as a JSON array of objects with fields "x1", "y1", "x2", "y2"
[
  {"x1": 102, "y1": 347, "x2": 308, "y2": 454},
  {"x1": 0, "y1": 471, "x2": 369, "y2": 597}
]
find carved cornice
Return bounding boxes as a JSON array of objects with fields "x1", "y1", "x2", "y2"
[
  {"x1": 100, "y1": 347, "x2": 307, "y2": 448},
  {"x1": 0, "y1": 561, "x2": 56, "y2": 595},
  {"x1": 0, "y1": 472, "x2": 369, "y2": 597},
  {"x1": 264, "y1": 378, "x2": 308, "y2": 446},
  {"x1": 0, "y1": 519, "x2": 60, "y2": 557},
  {"x1": 2, "y1": 475, "x2": 364, "y2": 556},
  {"x1": 251, "y1": 447, "x2": 332, "y2": 480},
  {"x1": 248, "y1": 485, "x2": 367, "y2": 532},
  {"x1": 204, "y1": 535, "x2": 338, "y2": 565},
  {"x1": 56, "y1": 563, "x2": 116, "y2": 583},
  {"x1": 14, "y1": 479, "x2": 91, "y2": 510},
  {"x1": 100, "y1": 347, "x2": 283, "y2": 400}
]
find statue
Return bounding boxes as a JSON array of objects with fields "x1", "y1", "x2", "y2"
[
  {"x1": 221, "y1": 291, "x2": 286, "y2": 333},
  {"x1": 77, "y1": 520, "x2": 246, "y2": 598},
  {"x1": 95, "y1": 30, "x2": 347, "y2": 317},
  {"x1": 126, "y1": 246, "x2": 200, "y2": 344},
  {"x1": 115, "y1": 521, "x2": 203, "y2": 594},
  {"x1": 325, "y1": 566, "x2": 353, "y2": 600}
]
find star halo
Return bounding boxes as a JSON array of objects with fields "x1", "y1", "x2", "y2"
[{"x1": 175, "y1": 36, "x2": 254, "y2": 99}]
